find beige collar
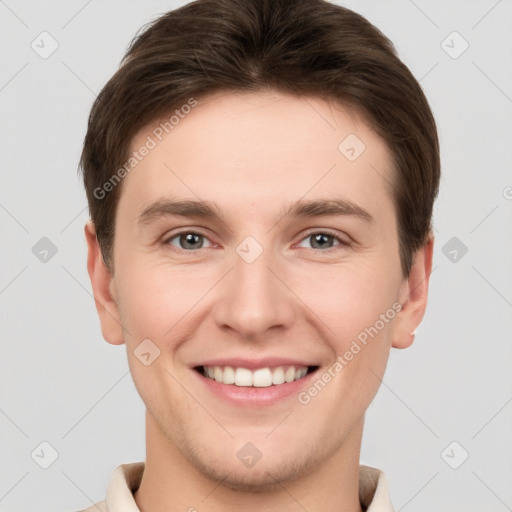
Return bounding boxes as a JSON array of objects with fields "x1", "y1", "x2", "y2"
[{"x1": 83, "y1": 461, "x2": 394, "y2": 512}]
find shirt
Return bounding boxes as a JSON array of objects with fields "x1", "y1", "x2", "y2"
[{"x1": 78, "y1": 462, "x2": 394, "y2": 512}]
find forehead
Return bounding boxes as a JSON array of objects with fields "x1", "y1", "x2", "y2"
[{"x1": 119, "y1": 90, "x2": 395, "y2": 223}]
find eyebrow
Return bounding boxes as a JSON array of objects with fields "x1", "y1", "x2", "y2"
[{"x1": 138, "y1": 197, "x2": 373, "y2": 226}]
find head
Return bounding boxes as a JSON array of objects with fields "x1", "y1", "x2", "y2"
[{"x1": 82, "y1": 0, "x2": 439, "y2": 492}]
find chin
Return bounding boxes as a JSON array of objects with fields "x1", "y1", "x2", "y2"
[
  {"x1": 182, "y1": 439, "x2": 323, "y2": 493},
  {"x1": 211, "y1": 471, "x2": 290, "y2": 493}
]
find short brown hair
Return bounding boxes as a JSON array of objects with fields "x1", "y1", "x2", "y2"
[{"x1": 80, "y1": 0, "x2": 440, "y2": 277}]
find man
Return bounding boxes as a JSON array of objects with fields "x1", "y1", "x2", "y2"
[{"x1": 79, "y1": 0, "x2": 439, "y2": 510}]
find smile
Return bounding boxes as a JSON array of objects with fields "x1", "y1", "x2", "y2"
[{"x1": 195, "y1": 365, "x2": 318, "y2": 387}]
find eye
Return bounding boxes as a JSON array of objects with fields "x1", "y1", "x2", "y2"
[
  {"x1": 295, "y1": 230, "x2": 349, "y2": 251},
  {"x1": 165, "y1": 231, "x2": 213, "y2": 251}
]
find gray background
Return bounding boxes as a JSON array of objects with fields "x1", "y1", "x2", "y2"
[{"x1": 1, "y1": 0, "x2": 511, "y2": 511}]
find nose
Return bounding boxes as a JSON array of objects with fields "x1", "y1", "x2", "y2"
[{"x1": 213, "y1": 244, "x2": 296, "y2": 340}]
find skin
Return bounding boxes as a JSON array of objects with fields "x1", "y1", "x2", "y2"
[{"x1": 85, "y1": 90, "x2": 434, "y2": 512}]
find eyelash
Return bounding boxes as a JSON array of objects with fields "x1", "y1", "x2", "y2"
[{"x1": 163, "y1": 229, "x2": 351, "y2": 253}]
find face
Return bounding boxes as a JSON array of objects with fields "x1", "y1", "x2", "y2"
[{"x1": 87, "y1": 90, "x2": 431, "y2": 491}]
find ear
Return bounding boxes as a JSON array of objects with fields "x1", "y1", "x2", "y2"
[
  {"x1": 84, "y1": 220, "x2": 125, "y2": 345},
  {"x1": 392, "y1": 231, "x2": 435, "y2": 349}
]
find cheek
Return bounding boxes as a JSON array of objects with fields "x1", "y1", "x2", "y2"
[
  {"x1": 291, "y1": 262, "x2": 400, "y2": 345},
  {"x1": 114, "y1": 257, "x2": 217, "y2": 342},
  {"x1": 295, "y1": 267, "x2": 398, "y2": 420}
]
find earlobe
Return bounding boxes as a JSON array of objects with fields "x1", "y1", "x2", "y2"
[
  {"x1": 392, "y1": 233, "x2": 435, "y2": 349},
  {"x1": 84, "y1": 221, "x2": 125, "y2": 345}
]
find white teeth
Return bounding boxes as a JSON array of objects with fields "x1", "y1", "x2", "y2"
[
  {"x1": 253, "y1": 368, "x2": 272, "y2": 387},
  {"x1": 235, "y1": 368, "x2": 253, "y2": 386},
  {"x1": 295, "y1": 367, "x2": 307, "y2": 380},
  {"x1": 214, "y1": 366, "x2": 223, "y2": 382},
  {"x1": 223, "y1": 366, "x2": 235, "y2": 384},
  {"x1": 284, "y1": 366, "x2": 296, "y2": 383},
  {"x1": 272, "y1": 366, "x2": 285, "y2": 385},
  {"x1": 201, "y1": 365, "x2": 310, "y2": 387}
]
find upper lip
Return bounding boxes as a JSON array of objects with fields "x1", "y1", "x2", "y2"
[{"x1": 192, "y1": 357, "x2": 319, "y2": 370}]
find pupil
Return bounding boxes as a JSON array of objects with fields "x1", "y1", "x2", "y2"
[
  {"x1": 181, "y1": 233, "x2": 202, "y2": 249},
  {"x1": 312, "y1": 233, "x2": 332, "y2": 249}
]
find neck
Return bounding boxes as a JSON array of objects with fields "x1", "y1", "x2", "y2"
[{"x1": 134, "y1": 410, "x2": 364, "y2": 512}]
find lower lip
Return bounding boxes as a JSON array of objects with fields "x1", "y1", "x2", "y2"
[{"x1": 192, "y1": 368, "x2": 318, "y2": 407}]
